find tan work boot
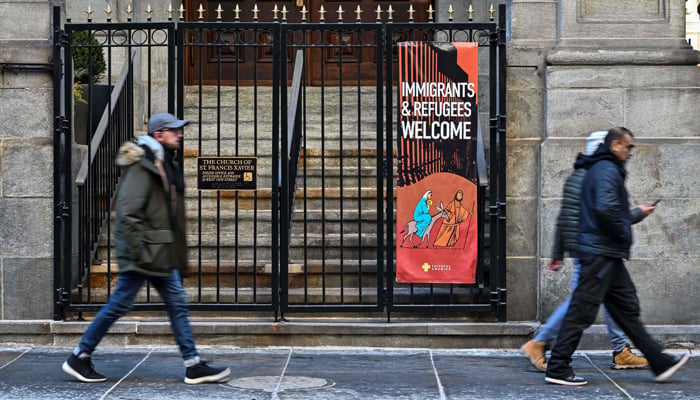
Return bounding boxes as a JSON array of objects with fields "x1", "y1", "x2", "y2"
[
  {"x1": 612, "y1": 345, "x2": 649, "y2": 369},
  {"x1": 521, "y1": 340, "x2": 547, "y2": 372}
]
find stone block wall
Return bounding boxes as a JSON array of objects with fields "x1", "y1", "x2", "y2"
[
  {"x1": 0, "y1": 0, "x2": 697, "y2": 325},
  {"x1": 0, "y1": 0, "x2": 55, "y2": 319},
  {"x1": 538, "y1": 0, "x2": 700, "y2": 325}
]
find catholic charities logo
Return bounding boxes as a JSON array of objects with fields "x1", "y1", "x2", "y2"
[{"x1": 421, "y1": 262, "x2": 452, "y2": 272}]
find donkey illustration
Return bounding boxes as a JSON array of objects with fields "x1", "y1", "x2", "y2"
[{"x1": 399, "y1": 201, "x2": 448, "y2": 248}]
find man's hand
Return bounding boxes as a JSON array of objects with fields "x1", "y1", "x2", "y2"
[
  {"x1": 547, "y1": 259, "x2": 563, "y2": 271},
  {"x1": 638, "y1": 204, "x2": 656, "y2": 216}
]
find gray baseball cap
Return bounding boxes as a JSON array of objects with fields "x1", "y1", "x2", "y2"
[{"x1": 147, "y1": 112, "x2": 189, "y2": 134}]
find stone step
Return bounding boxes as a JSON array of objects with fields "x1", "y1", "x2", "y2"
[
  {"x1": 184, "y1": 148, "x2": 397, "y2": 176},
  {"x1": 183, "y1": 165, "x2": 379, "y2": 190},
  {"x1": 181, "y1": 136, "x2": 386, "y2": 155},
  {"x1": 183, "y1": 186, "x2": 387, "y2": 210},
  {"x1": 75, "y1": 286, "x2": 482, "y2": 307},
  {"x1": 97, "y1": 232, "x2": 385, "y2": 262},
  {"x1": 183, "y1": 86, "x2": 387, "y2": 121},
  {"x1": 87, "y1": 259, "x2": 384, "y2": 291}
]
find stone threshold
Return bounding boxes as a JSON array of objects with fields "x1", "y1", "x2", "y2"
[{"x1": 1, "y1": 320, "x2": 699, "y2": 350}]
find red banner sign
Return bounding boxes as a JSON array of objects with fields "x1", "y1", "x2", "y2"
[{"x1": 396, "y1": 42, "x2": 479, "y2": 284}]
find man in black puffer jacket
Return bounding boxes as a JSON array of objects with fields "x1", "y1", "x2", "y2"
[{"x1": 545, "y1": 127, "x2": 689, "y2": 386}]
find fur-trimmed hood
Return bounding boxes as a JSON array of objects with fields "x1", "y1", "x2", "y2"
[{"x1": 116, "y1": 141, "x2": 145, "y2": 167}]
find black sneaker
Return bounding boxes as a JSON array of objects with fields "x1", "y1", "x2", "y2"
[
  {"x1": 545, "y1": 374, "x2": 587, "y2": 386},
  {"x1": 655, "y1": 353, "x2": 690, "y2": 382},
  {"x1": 62, "y1": 354, "x2": 107, "y2": 383},
  {"x1": 184, "y1": 361, "x2": 231, "y2": 384}
]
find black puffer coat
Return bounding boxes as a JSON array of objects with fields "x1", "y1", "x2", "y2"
[
  {"x1": 550, "y1": 154, "x2": 587, "y2": 259},
  {"x1": 577, "y1": 146, "x2": 644, "y2": 259}
]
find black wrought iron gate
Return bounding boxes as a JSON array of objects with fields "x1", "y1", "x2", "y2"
[{"x1": 53, "y1": 5, "x2": 507, "y2": 322}]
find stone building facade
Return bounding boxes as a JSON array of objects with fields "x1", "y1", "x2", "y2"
[{"x1": 0, "y1": 0, "x2": 698, "y2": 326}]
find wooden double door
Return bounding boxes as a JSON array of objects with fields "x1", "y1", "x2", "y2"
[{"x1": 184, "y1": 0, "x2": 430, "y2": 85}]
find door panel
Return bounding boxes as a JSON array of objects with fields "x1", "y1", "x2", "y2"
[{"x1": 185, "y1": 0, "x2": 430, "y2": 86}]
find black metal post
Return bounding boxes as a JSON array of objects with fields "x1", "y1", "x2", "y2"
[{"x1": 496, "y1": 4, "x2": 508, "y2": 322}]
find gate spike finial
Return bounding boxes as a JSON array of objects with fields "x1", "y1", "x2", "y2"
[
  {"x1": 319, "y1": 4, "x2": 326, "y2": 22},
  {"x1": 468, "y1": 4, "x2": 474, "y2": 21},
  {"x1": 167, "y1": 4, "x2": 174, "y2": 20},
  {"x1": 179, "y1": 4, "x2": 186, "y2": 20},
  {"x1": 337, "y1": 5, "x2": 344, "y2": 22},
  {"x1": 234, "y1": 4, "x2": 241, "y2": 20},
  {"x1": 281, "y1": 5, "x2": 289, "y2": 21},
  {"x1": 105, "y1": 5, "x2": 113, "y2": 21},
  {"x1": 216, "y1": 3, "x2": 224, "y2": 20},
  {"x1": 197, "y1": 4, "x2": 205, "y2": 20},
  {"x1": 272, "y1": 4, "x2": 279, "y2": 20},
  {"x1": 146, "y1": 4, "x2": 153, "y2": 21},
  {"x1": 355, "y1": 5, "x2": 362, "y2": 21},
  {"x1": 127, "y1": 3, "x2": 133, "y2": 21},
  {"x1": 300, "y1": 5, "x2": 308, "y2": 22},
  {"x1": 407, "y1": 4, "x2": 415, "y2": 22},
  {"x1": 86, "y1": 5, "x2": 93, "y2": 22},
  {"x1": 375, "y1": 5, "x2": 382, "y2": 22},
  {"x1": 427, "y1": 4, "x2": 434, "y2": 21},
  {"x1": 386, "y1": 5, "x2": 394, "y2": 21},
  {"x1": 447, "y1": 4, "x2": 453, "y2": 21},
  {"x1": 489, "y1": 4, "x2": 495, "y2": 20},
  {"x1": 252, "y1": 4, "x2": 260, "y2": 21}
]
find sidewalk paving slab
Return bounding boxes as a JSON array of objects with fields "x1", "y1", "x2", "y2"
[{"x1": 0, "y1": 347, "x2": 696, "y2": 400}]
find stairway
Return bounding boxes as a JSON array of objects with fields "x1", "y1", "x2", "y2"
[{"x1": 92, "y1": 85, "x2": 390, "y2": 307}]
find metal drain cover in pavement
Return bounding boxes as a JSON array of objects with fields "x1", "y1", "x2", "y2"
[{"x1": 228, "y1": 376, "x2": 332, "y2": 392}]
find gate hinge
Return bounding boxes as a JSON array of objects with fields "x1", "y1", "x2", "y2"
[
  {"x1": 55, "y1": 115, "x2": 70, "y2": 136},
  {"x1": 56, "y1": 202, "x2": 70, "y2": 220},
  {"x1": 490, "y1": 288, "x2": 506, "y2": 306},
  {"x1": 497, "y1": 201, "x2": 506, "y2": 220},
  {"x1": 54, "y1": 29, "x2": 69, "y2": 48},
  {"x1": 56, "y1": 287, "x2": 69, "y2": 305},
  {"x1": 490, "y1": 30, "x2": 499, "y2": 45}
]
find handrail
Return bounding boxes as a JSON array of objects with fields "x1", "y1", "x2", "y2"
[
  {"x1": 286, "y1": 49, "x2": 305, "y2": 237},
  {"x1": 75, "y1": 49, "x2": 136, "y2": 186},
  {"x1": 73, "y1": 48, "x2": 136, "y2": 289}
]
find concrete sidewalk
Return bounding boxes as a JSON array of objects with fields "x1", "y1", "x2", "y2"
[{"x1": 0, "y1": 346, "x2": 696, "y2": 399}]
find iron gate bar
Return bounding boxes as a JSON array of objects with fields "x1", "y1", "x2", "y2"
[
  {"x1": 53, "y1": 5, "x2": 68, "y2": 320},
  {"x1": 496, "y1": 6, "x2": 508, "y2": 322}
]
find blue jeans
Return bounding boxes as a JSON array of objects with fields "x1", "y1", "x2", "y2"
[
  {"x1": 535, "y1": 258, "x2": 627, "y2": 353},
  {"x1": 76, "y1": 270, "x2": 198, "y2": 362}
]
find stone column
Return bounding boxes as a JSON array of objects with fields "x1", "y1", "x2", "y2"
[
  {"x1": 0, "y1": 0, "x2": 56, "y2": 319},
  {"x1": 541, "y1": 0, "x2": 700, "y2": 324},
  {"x1": 432, "y1": 0, "x2": 555, "y2": 321},
  {"x1": 502, "y1": 0, "x2": 559, "y2": 321}
]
